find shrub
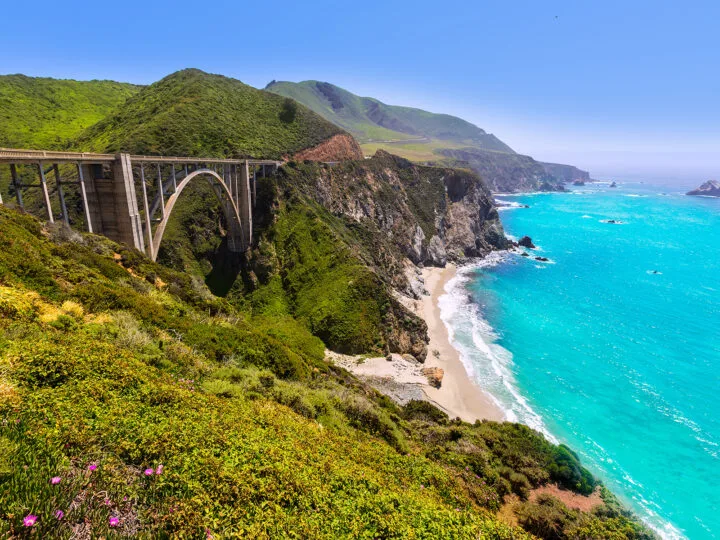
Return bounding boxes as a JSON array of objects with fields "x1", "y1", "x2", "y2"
[{"x1": 515, "y1": 494, "x2": 577, "y2": 540}]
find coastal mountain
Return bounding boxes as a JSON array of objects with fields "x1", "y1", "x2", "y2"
[
  {"x1": 266, "y1": 79, "x2": 590, "y2": 192},
  {"x1": 0, "y1": 74, "x2": 140, "y2": 149},
  {"x1": 687, "y1": 180, "x2": 720, "y2": 197},
  {"x1": 75, "y1": 69, "x2": 360, "y2": 160},
  {"x1": 265, "y1": 79, "x2": 513, "y2": 151}
]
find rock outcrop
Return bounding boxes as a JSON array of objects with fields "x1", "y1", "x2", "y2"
[
  {"x1": 287, "y1": 150, "x2": 507, "y2": 269},
  {"x1": 687, "y1": 180, "x2": 720, "y2": 197},
  {"x1": 518, "y1": 236, "x2": 536, "y2": 249},
  {"x1": 421, "y1": 367, "x2": 444, "y2": 388},
  {"x1": 293, "y1": 133, "x2": 363, "y2": 162}
]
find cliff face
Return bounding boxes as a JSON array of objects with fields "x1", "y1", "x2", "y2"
[
  {"x1": 437, "y1": 147, "x2": 564, "y2": 192},
  {"x1": 292, "y1": 133, "x2": 363, "y2": 161},
  {"x1": 250, "y1": 150, "x2": 505, "y2": 360},
  {"x1": 288, "y1": 150, "x2": 506, "y2": 268},
  {"x1": 541, "y1": 161, "x2": 591, "y2": 183}
]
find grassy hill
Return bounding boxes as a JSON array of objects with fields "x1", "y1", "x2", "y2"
[
  {"x1": 75, "y1": 69, "x2": 346, "y2": 159},
  {"x1": 265, "y1": 80, "x2": 513, "y2": 152},
  {"x1": 0, "y1": 74, "x2": 140, "y2": 150}
]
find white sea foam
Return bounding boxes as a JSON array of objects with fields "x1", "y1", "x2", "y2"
[{"x1": 437, "y1": 254, "x2": 556, "y2": 441}]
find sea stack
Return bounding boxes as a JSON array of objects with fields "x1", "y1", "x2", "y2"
[
  {"x1": 518, "y1": 236, "x2": 536, "y2": 249},
  {"x1": 687, "y1": 180, "x2": 720, "y2": 197}
]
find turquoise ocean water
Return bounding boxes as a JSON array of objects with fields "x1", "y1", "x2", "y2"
[{"x1": 439, "y1": 181, "x2": 719, "y2": 538}]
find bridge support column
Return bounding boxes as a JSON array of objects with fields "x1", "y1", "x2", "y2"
[
  {"x1": 37, "y1": 163, "x2": 54, "y2": 223},
  {"x1": 109, "y1": 154, "x2": 145, "y2": 253},
  {"x1": 239, "y1": 161, "x2": 252, "y2": 250}
]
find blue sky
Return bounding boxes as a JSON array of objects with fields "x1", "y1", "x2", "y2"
[{"x1": 2, "y1": 0, "x2": 718, "y2": 180}]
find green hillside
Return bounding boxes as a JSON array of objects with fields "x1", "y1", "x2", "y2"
[
  {"x1": 75, "y1": 69, "x2": 346, "y2": 159},
  {"x1": 0, "y1": 74, "x2": 140, "y2": 150},
  {"x1": 0, "y1": 179, "x2": 651, "y2": 538},
  {"x1": 266, "y1": 80, "x2": 513, "y2": 152}
]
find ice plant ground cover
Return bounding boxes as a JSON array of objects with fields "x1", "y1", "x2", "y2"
[{"x1": 0, "y1": 205, "x2": 652, "y2": 537}]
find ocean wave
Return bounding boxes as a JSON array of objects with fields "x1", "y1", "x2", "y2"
[{"x1": 437, "y1": 255, "x2": 556, "y2": 441}]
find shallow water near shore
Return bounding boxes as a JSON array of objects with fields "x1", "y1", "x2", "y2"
[{"x1": 442, "y1": 181, "x2": 720, "y2": 538}]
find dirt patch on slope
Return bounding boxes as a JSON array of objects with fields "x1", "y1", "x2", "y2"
[{"x1": 293, "y1": 133, "x2": 363, "y2": 161}]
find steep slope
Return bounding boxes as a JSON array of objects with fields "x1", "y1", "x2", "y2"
[
  {"x1": 0, "y1": 74, "x2": 140, "y2": 149},
  {"x1": 75, "y1": 69, "x2": 356, "y2": 159},
  {"x1": 0, "y1": 205, "x2": 653, "y2": 539},
  {"x1": 159, "y1": 151, "x2": 506, "y2": 359},
  {"x1": 266, "y1": 80, "x2": 513, "y2": 152}
]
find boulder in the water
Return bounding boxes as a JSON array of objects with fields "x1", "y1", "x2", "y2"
[{"x1": 518, "y1": 236, "x2": 536, "y2": 249}]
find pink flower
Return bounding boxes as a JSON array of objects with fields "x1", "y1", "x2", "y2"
[
  {"x1": 23, "y1": 514, "x2": 38, "y2": 527},
  {"x1": 51, "y1": 476, "x2": 61, "y2": 484},
  {"x1": 144, "y1": 468, "x2": 154, "y2": 476},
  {"x1": 104, "y1": 498, "x2": 112, "y2": 506},
  {"x1": 156, "y1": 464, "x2": 164, "y2": 475},
  {"x1": 88, "y1": 464, "x2": 97, "y2": 472},
  {"x1": 55, "y1": 510, "x2": 64, "y2": 520},
  {"x1": 109, "y1": 516, "x2": 120, "y2": 527},
  {"x1": 206, "y1": 529, "x2": 213, "y2": 539}
]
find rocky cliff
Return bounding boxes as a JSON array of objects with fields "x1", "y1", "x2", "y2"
[
  {"x1": 437, "y1": 147, "x2": 565, "y2": 192},
  {"x1": 242, "y1": 150, "x2": 506, "y2": 360},
  {"x1": 541, "y1": 161, "x2": 591, "y2": 183},
  {"x1": 286, "y1": 150, "x2": 506, "y2": 269},
  {"x1": 687, "y1": 180, "x2": 720, "y2": 197}
]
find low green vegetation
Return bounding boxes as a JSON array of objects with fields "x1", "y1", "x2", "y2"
[
  {"x1": 0, "y1": 201, "x2": 652, "y2": 538},
  {"x1": 0, "y1": 74, "x2": 139, "y2": 150},
  {"x1": 75, "y1": 69, "x2": 345, "y2": 159}
]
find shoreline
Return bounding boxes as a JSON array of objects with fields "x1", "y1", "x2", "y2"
[
  {"x1": 328, "y1": 261, "x2": 504, "y2": 423},
  {"x1": 417, "y1": 264, "x2": 505, "y2": 422}
]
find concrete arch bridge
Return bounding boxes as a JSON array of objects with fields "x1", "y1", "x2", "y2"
[{"x1": 0, "y1": 148, "x2": 281, "y2": 261}]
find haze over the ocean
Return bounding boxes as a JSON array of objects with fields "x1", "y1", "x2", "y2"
[{"x1": 1, "y1": 0, "x2": 718, "y2": 180}]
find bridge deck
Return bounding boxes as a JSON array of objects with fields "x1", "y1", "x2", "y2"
[{"x1": 0, "y1": 148, "x2": 282, "y2": 166}]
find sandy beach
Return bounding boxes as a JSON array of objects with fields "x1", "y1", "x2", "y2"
[
  {"x1": 329, "y1": 262, "x2": 504, "y2": 423},
  {"x1": 418, "y1": 264, "x2": 505, "y2": 422}
]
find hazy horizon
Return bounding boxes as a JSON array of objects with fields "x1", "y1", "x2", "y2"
[{"x1": 2, "y1": 0, "x2": 718, "y2": 182}]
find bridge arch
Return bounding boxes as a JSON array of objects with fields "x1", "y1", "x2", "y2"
[{"x1": 150, "y1": 168, "x2": 247, "y2": 262}]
